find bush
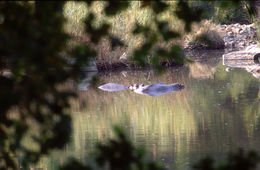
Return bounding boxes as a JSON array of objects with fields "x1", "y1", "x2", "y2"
[
  {"x1": 190, "y1": 1, "x2": 215, "y2": 20},
  {"x1": 190, "y1": 1, "x2": 252, "y2": 25},
  {"x1": 193, "y1": 149, "x2": 259, "y2": 170},
  {"x1": 60, "y1": 126, "x2": 164, "y2": 170},
  {"x1": 187, "y1": 21, "x2": 224, "y2": 50},
  {"x1": 212, "y1": 3, "x2": 252, "y2": 24}
]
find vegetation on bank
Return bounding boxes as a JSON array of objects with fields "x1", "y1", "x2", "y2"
[
  {"x1": 63, "y1": 1, "x2": 184, "y2": 67},
  {"x1": 63, "y1": 1, "x2": 254, "y2": 66},
  {"x1": 190, "y1": 1, "x2": 253, "y2": 24},
  {"x1": 186, "y1": 20, "x2": 224, "y2": 50}
]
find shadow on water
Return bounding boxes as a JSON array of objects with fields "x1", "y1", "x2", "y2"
[{"x1": 29, "y1": 50, "x2": 260, "y2": 170}]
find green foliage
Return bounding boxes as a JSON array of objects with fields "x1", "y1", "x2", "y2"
[
  {"x1": 104, "y1": 2, "x2": 130, "y2": 16},
  {"x1": 214, "y1": 1, "x2": 256, "y2": 24},
  {"x1": 193, "y1": 149, "x2": 259, "y2": 170},
  {"x1": 60, "y1": 159, "x2": 92, "y2": 170},
  {"x1": 0, "y1": 0, "x2": 259, "y2": 169},
  {"x1": 60, "y1": 126, "x2": 164, "y2": 170},
  {"x1": 0, "y1": 2, "x2": 77, "y2": 169},
  {"x1": 188, "y1": 30, "x2": 224, "y2": 50},
  {"x1": 190, "y1": 1, "x2": 254, "y2": 25},
  {"x1": 175, "y1": 1, "x2": 203, "y2": 32},
  {"x1": 190, "y1": 1, "x2": 215, "y2": 20},
  {"x1": 212, "y1": 3, "x2": 252, "y2": 24}
]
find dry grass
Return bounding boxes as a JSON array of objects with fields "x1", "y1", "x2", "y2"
[
  {"x1": 185, "y1": 20, "x2": 224, "y2": 50},
  {"x1": 188, "y1": 62, "x2": 216, "y2": 79},
  {"x1": 63, "y1": 1, "x2": 185, "y2": 62}
]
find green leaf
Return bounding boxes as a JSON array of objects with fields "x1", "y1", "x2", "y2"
[
  {"x1": 109, "y1": 36, "x2": 125, "y2": 50},
  {"x1": 132, "y1": 23, "x2": 151, "y2": 36},
  {"x1": 151, "y1": 1, "x2": 168, "y2": 14},
  {"x1": 175, "y1": 1, "x2": 203, "y2": 32},
  {"x1": 104, "y1": 1, "x2": 130, "y2": 16}
]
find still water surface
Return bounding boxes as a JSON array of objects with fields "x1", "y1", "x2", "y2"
[{"x1": 43, "y1": 51, "x2": 260, "y2": 169}]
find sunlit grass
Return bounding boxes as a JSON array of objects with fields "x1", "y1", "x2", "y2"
[
  {"x1": 63, "y1": 1, "x2": 185, "y2": 62},
  {"x1": 185, "y1": 20, "x2": 223, "y2": 49}
]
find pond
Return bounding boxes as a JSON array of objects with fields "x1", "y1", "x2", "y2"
[{"x1": 40, "y1": 50, "x2": 260, "y2": 169}]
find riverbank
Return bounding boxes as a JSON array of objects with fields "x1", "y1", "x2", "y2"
[
  {"x1": 83, "y1": 21, "x2": 259, "y2": 72},
  {"x1": 185, "y1": 22, "x2": 258, "y2": 51},
  {"x1": 96, "y1": 60, "x2": 183, "y2": 72}
]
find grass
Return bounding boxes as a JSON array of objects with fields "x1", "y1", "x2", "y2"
[{"x1": 63, "y1": 1, "x2": 185, "y2": 63}]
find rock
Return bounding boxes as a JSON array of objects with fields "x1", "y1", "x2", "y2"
[
  {"x1": 227, "y1": 45, "x2": 260, "y2": 63},
  {"x1": 227, "y1": 31, "x2": 234, "y2": 37},
  {"x1": 234, "y1": 28, "x2": 241, "y2": 34},
  {"x1": 245, "y1": 44, "x2": 260, "y2": 52},
  {"x1": 239, "y1": 29, "x2": 244, "y2": 34},
  {"x1": 220, "y1": 25, "x2": 227, "y2": 29},
  {"x1": 238, "y1": 42, "x2": 246, "y2": 47},
  {"x1": 186, "y1": 22, "x2": 257, "y2": 51},
  {"x1": 223, "y1": 23, "x2": 257, "y2": 50},
  {"x1": 119, "y1": 52, "x2": 128, "y2": 61},
  {"x1": 225, "y1": 42, "x2": 232, "y2": 48}
]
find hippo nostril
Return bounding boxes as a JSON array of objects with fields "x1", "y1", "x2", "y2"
[{"x1": 178, "y1": 84, "x2": 184, "y2": 89}]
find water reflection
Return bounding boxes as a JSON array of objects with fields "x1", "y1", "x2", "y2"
[
  {"x1": 223, "y1": 51, "x2": 260, "y2": 79},
  {"x1": 77, "y1": 71, "x2": 97, "y2": 91},
  {"x1": 40, "y1": 51, "x2": 260, "y2": 170},
  {"x1": 246, "y1": 65, "x2": 260, "y2": 79}
]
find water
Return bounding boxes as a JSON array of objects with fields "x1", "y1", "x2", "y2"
[{"x1": 40, "y1": 51, "x2": 260, "y2": 169}]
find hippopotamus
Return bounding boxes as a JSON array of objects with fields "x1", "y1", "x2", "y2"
[{"x1": 98, "y1": 83, "x2": 184, "y2": 96}]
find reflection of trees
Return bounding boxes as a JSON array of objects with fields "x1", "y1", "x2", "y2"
[
  {"x1": 188, "y1": 64, "x2": 260, "y2": 156},
  {"x1": 246, "y1": 65, "x2": 260, "y2": 79},
  {"x1": 187, "y1": 51, "x2": 223, "y2": 79},
  {"x1": 40, "y1": 69, "x2": 197, "y2": 169},
  {"x1": 189, "y1": 62, "x2": 216, "y2": 79},
  {"x1": 40, "y1": 65, "x2": 260, "y2": 169}
]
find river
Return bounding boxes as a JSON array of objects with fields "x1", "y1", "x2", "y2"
[{"x1": 36, "y1": 50, "x2": 260, "y2": 169}]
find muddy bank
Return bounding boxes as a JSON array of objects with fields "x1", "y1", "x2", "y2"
[{"x1": 96, "y1": 60, "x2": 183, "y2": 72}]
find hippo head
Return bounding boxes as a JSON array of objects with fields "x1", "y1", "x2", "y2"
[{"x1": 128, "y1": 84, "x2": 144, "y2": 91}]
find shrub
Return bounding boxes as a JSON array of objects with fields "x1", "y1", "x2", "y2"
[
  {"x1": 186, "y1": 21, "x2": 224, "y2": 50},
  {"x1": 63, "y1": 1, "x2": 184, "y2": 62},
  {"x1": 190, "y1": 1, "x2": 252, "y2": 25},
  {"x1": 190, "y1": 1, "x2": 215, "y2": 20},
  {"x1": 212, "y1": 3, "x2": 252, "y2": 24}
]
